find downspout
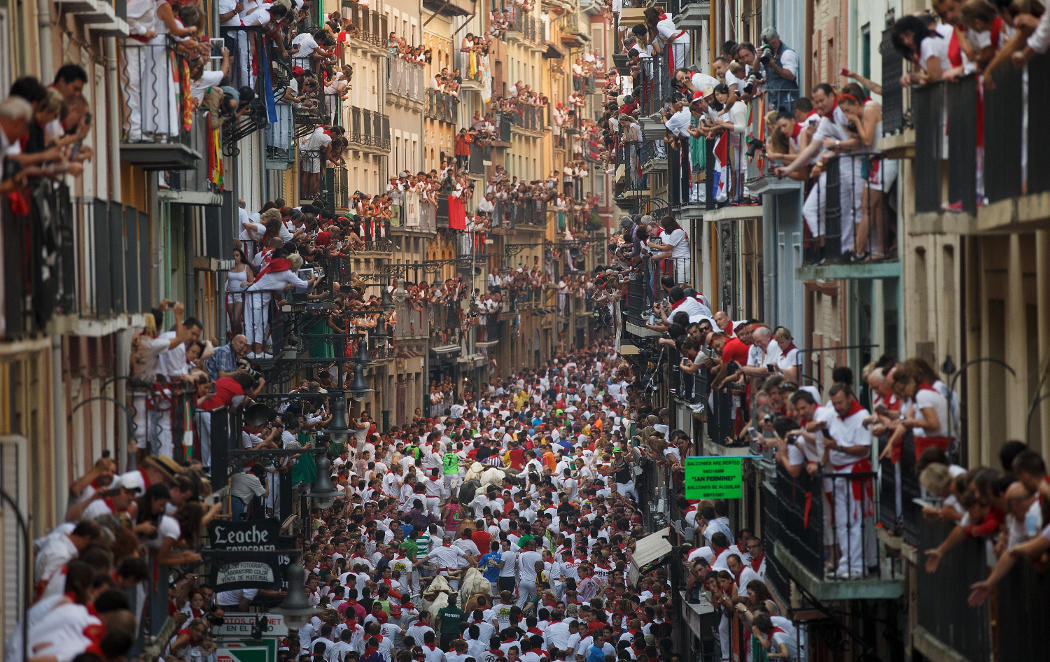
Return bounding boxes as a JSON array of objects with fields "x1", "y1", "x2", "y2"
[{"x1": 37, "y1": 0, "x2": 54, "y2": 77}]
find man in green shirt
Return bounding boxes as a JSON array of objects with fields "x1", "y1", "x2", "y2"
[{"x1": 437, "y1": 594, "x2": 465, "y2": 649}]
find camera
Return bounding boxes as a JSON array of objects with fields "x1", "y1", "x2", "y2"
[
  {"x1": 298, "y1": 268, "x2": 315, "y2": 280},
  {"x1": 759, "y1": 45, "x2": 774, "y2": 66},
  {"x1": 846, "y1": 120, "x2": 859, "y2": 133}
]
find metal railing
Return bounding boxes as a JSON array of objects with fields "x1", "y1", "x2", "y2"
[
  {"x1": 509, "y1": 104, "x2": 545, "y2": 132},
  {"x1": 800, "y1": 153, "x2": 898, "y2": 264},
  {"x1": 388, "y1": 57, "x2": 425, "y2": 100},
  {"x1": 457, "y1": 50, "x2": 485, "y2": 83},
  {"x1": 916, "y1": 519, "x2": 990, "y2": 660},
  {"x1": 881, "y1": 27, "x2": 905, "y2": 135},
  {"x1": 617, "y1": 141, "x2": 644, "y2": 194},
  {"x1": 767, "y1": 464, "x2": 887, "y2": 581},
  {"x1": 430, "y1": 303, "x2": 462, "y2": 346},
  {"x1": 491, "y1": 199, "x2": 547, "y2": 229},
  {"x1": 347, "y1": 106, "x2": 391, "y2": 150},
  {"x1": 118, "y1": 40, "x2": 193, "y2": 144},
  {"x1": 266, "y1": 101, "x2": 296, "y2": 167},
  {"x1": 911, "y1": 55, "x2": 1050, "y2": 211},
  {"x1": 426, "y1": 88, "x2": 459, "y2": 124},
  {"x1": 343, "y1": 3, "x2": 388, "y2": 47},
  {"x1": 639, "y1": 54, "x2": 671, "y2": 117}
]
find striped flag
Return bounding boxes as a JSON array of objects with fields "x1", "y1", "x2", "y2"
[{"x1": 711, "y1": 133, "x2": 729, "y2": 203}]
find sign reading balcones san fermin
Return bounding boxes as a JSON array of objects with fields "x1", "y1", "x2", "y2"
[{"x1": 206, "y1": 520, "x2": 294, "y2": 591}]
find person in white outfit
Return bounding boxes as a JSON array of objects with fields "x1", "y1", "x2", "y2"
[
  {"x1": 244, "y1": 251, "x2": 318, "y2": 358},
  {"x1": 819, "y1": 384, "x2": 876, "y2": 579}
]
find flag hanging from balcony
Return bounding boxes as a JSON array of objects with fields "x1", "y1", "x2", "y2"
[
  {"x1": 448, "y1": 197, "x2": 466, "y2": 230},
  {"x1": 181, "y1": 58, "x2": 193, "y2": 132},
  {"x1": 207, "y1": 115, "x2": 224, "y2": 189},
  {"x1": 260, "y1": 39, "x2": 277, "y2": 124},
  {"x1": 711, "y1": 134, "x2": 729, "y2": 203}
]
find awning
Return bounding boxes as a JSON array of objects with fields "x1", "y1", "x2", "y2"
[
  {"x1": 628, "y1": 527, "x2": 672, "y2": 586},
  {"x1": 543, "y1": 41, "x2": 565, "y2": 59}
]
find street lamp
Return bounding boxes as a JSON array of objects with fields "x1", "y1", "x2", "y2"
[
  {"x1": 347, "y1": 362, "x2": 374, "y2": 402},
  {"x1": 276, "y1": 562, "x2": 315, "y2": 630},
  {"x1": 308, "y1": 454, "x2": 340, "y2": 510},
  {"x1": 327, "y1": 395, "x2": 349, "y2": 448}
]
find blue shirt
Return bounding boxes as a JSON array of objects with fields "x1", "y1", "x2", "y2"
[
  {"x1": 205, "y1": 343, "x2": 236, "y2": 381},
  {"x1": 479, "y1": 551, "x2": 502, "y2": 582},
  {"x1": 587, "y1": 644, "x2": 606, "y2": 662}
]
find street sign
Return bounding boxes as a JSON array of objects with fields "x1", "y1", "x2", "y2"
[
  {"x1": 207, "y1": 521, "x2": 287, "y2": 591},
  {"x1": 214, "y1": 613, "x2": 289, "y2": 639},
  {"x1": 217, "y1": 640, "x2": 277, "y2": 662},
  {"x1": 684, "y1": 456, "x2": 743, "y2": 499}
]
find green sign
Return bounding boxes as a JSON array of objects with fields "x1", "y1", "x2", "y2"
[
  {"x1": 217, "y1": 640, "x2": 277, "y2": 662},
  {"x1": 684, "y1": 457, "x2": 743, "y2": 499}
]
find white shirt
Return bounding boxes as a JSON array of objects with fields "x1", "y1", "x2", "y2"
[
  {"x1": 912, "y1": 387, "x2": 949, "y2": 438},
  {"x1": 664, "y1": 107, "x2": 692, "y2": 137},
  {"x1": 825, "y1": 404, "x2": 872, "y2": 468},
  {"x1": 919, "y1": 25, "x2": 953, "y2": 75},
  {"x1": 34, "y1": 534, "x2": 78, "y2": 584}
]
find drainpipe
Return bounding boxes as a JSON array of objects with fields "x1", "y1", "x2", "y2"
[
  {"x1": 106, "y1": 37, "x2": 122, "y2": 202},
  {"x1": 37, "y1": 0, "x2": 54, "y2": 77},
  {"x1": 51, "y1": 335, "x2": 68, "y2": 519}
]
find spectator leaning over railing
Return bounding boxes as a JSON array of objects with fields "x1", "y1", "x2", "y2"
[{"x1": 775, "y1": 83, "x2": 863, "y2": 264}]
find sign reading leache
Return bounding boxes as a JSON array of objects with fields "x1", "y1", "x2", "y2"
[
  {"x1": 207, "y1": 521, "x2": 290, "y2": 591},
  {"x1": 684, "y1": 457, "x2": 743, "y2": 500}
]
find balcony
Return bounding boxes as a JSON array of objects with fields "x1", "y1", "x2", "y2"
[
  {"x1": 390, "y1": 195, "x2": 437, "y2": 235},
  {"x1": 467, "y1": 144, "x2": 490, "y2": 175},
  {"x1": 341, "y1": 3, "x2": 388, "y2": 51},
  {"x1": 423, "y1": 0, "x2": 473, "y2": 17},
  {"x1": 614, "y1": 142, "x2": 647, "y2": 206},
  {"x1": 265, "y1": 102, "x2": 296, "y2": 170},
  {"x1": 387, "y1": 57, "x2": 425, "y2": 105},
  {"x1": 218, "y1": 27, "x2": 273, "y2": 149},
  {"x1": 763, "y1": 464, "x2": 903, "y2": 601},
  {"x1": 491, "y1": 199, "x2": 547, "y2": 231},
  {"x1": 791, "y1": 154, "x2": 901, "y2": 280},
  {"x1": 425, "y1": 89, "x2": 459, "y2": 125},
  {"x1": 117, "y1": 40, "x2": 201, "y2": 169},
  {"x1": 456, "y1": 50, "x2": 485, "y2": 90},
  {"x1": 638, "y1": 55, "x2": 671, "y2": 117},
  {"x1": 492, "y1": 112, "x2": 513, "y2": 144},
  {"x1": 508, "y1": 104, "x2": 546, "y2": 135},
  {"x1": 55, "y1": 0, "x2": 128, "y2": 35},
  {"x1": 909, "y1": 54, "x2": 1050, "y2": 235},
  {"x1": 161, "y1": 122, "x2": 225, "y2": 207},
  {"x1": 347, "y1": 106, "x2": 391, "y2": 152}
]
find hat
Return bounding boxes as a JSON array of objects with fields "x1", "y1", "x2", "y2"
[
  {"x1": 118, "y1": 473, "x2": 143, "y2": 493},
  {"x1": 141, "y1": 455, "x2": 182, "y2": 482},
  {"x1": 291, "y1": 66, "x2": 307, "y2": 76}
]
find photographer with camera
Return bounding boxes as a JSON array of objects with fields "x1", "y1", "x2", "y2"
[{"x1": 758, "y1": 27, "x2": 799, "y2": 112}]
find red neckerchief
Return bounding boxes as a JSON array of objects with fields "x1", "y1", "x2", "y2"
[
  {"x1": 947, "y1": 28, "x2": 963, "y2": 68},
  {"x1": 838, "y1": 399, "x2": 864, "y2": 420},
  {"x1": 670, "y1": 297, "x2": 686, "y2": 309},
  {"x1": 918, "y1": 381, "x2": 936, "y2": 393},
  {"x1": 792, "y1": 122, "x2": 804, "y2": 139},
  {"x1": 255, "y1": 257, "x2": 292, "y2": 279},
  {"x1": 750, "y1": 554, "x2": 764, "y2": 571},
  {"x1": 820, "y1": 97, "x2": 839, "y2": 119}
]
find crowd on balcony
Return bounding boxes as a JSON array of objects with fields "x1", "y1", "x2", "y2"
[
  {"x1": 2, "y1": 69, "x2": 94, "y2": 190},
  {"x1": 12, "y1": 326, "x2": 698, "y2": 662},
  {"x1": 388, "y1": 33, "x2": 432, "y2": 64},
  {"x1": 610, "y1": 11, "x2": 903, "y2": 262}
]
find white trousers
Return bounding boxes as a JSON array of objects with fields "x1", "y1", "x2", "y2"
[{"x1": 244, "y1": 292, "x2": 271, "y2": 345}]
